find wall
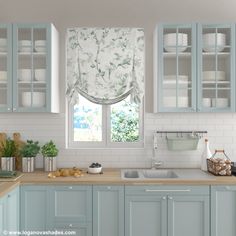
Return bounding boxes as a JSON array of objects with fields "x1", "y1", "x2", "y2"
[{"x1": 0, "y1": 0, "x2": 236, "y2": 168}]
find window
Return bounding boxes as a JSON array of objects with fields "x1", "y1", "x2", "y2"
[{"x1": 68, "y1": 95, "x2": 143, "y2": 148}]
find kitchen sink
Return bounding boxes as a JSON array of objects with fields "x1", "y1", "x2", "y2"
[
  {"x1": 121, "y1": 169, "x2": 178, "y2": 180},
  {"x1": 142, "y1": 169, "x2": 178, "y2": 178}
]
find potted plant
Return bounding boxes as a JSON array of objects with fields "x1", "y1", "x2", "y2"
[
  {"x1": 41, "y1": 140, "x2": 58, "y2": 172},
  {"x1": 1, "y1": 138, "x2": 16, "y2": 171},
  {"x1": 20, "y1": 140, "x2": 40, "y2": 172}
]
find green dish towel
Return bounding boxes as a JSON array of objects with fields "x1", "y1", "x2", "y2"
[{"x1": 0, "y1": 170, "x2": 17, "y2": 178}]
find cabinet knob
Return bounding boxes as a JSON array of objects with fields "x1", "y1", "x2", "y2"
[
  {"x1": 168, "y1": 196, "x2": 173, "y2": 200},
  {"x1": 107, "y1": 186, "x2": 112, "y2": 190},
  {"x1": 162, "y1": 196, "x2": 166, "y2": 200},
  {"x1": 69, "y1": 186, "x2": 73, "y2": 190},
  {"x1": 69, "y1": 224, "x2": 73, "y2": 227},
  {"x1": 7, "y1": 108, "x2": 11, "y2": 111},
  {"x1": 13, "y1": 108, "x2": 16, "y2": 111}
]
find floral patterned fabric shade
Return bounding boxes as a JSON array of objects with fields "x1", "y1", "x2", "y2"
[{"x1": 66, "y1": 27, "x2": 144, "y2": 105}]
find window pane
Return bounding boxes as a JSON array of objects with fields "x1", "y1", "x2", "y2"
[
  {"x1": 111, "y1": 97, "x2": 140, "y2": 142},
  {"x1": 73, "y1": 95, "x2": 102, "y2": 141}
]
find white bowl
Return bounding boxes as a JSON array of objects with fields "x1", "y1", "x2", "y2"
[
  {"x1": 202, "y1": 98, "x2": 211, "y2": 107},
  {"x1": 203, "y1": 71, "x2": 226, "y2": 81},
  {"x1": 35, "y1": 40, "x2": 46, "y2": 46},
  {"x1": 18, "y1": 69, "x2": 32, "y2": 81},
  {"x1": 35, "y1": 69, "x2": 46, "y2": 81},
  {"x1": 212, "y1": 98, "x2": 229, "y2": 108},
  {"x1": 203, "y1": 33, "x2": 226, "y2": 52},
  {"x1": 35, "y1": 46, "x2": 46, "y2": 53},
  {"x1": 22, "y1": 92, "x2": 45, "y2": 107},
  {"x1": 163, "y1": 97, "x2": 189, "y2": 108},
  {"x1": 0, "y1": 71, "x2": 7, "y2": 81},
  {"x1": 164, "y1": 33, "x2": 188, "y2": 52},
  {"x1": 88, "y1": 167, "x2": 102, "y2": 174},
  {"x1": 0, "y1": 38, "x2": 7, "y2": 47}
]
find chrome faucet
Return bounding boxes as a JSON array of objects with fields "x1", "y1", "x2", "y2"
[{"x1": 151, "y1": 158, "x2": 163, "y2": 169}]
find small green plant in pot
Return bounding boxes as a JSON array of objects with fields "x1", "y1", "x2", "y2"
[
  {"x1": 41, "y1": 140, "x2": 58, "y2": 172},
  {"x1": 1, "y1": 138, "x2": 16, "y2": 171},
  {"x1": 20, "y1": 140, "x2": 40, "y2": 173}
]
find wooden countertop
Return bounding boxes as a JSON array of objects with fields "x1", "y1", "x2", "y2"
[{"x1": 1, "y1": 169, "x2": 236, "y2": 197}]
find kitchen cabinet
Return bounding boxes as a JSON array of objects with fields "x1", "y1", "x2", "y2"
[
  {"x1": 211, "y1": 185, "x2": 236, "y2": 236},
  {"x1": 93, "y1": 185, "x2": 124, "y2": 236},
  {"x1": 125, "y1": 185, "x2": 209, "y2": 236},
  {"x1": 20, "y1": 185, "x2": 49, "y2": 231},
  {"x1": 0, "y1": 187, "x2": 19, "y2": 234},
  {"x1": 48, "y1": 185, "x2": 92, "y2": 236},
  {"x1": 154, "y1": 23, "x2": 235, "y2": 112},
  {"x1": 0, "y1": 23, "x2": 59, "y2": 113}
]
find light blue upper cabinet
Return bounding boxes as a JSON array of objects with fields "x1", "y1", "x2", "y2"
[
  {"x1": 93, "y1": 185, "x2": 124, "y2": 236},
  {"x1": 155, "y1": 23, "x2": 197, "y2": 112},
  {"x1": 0, "y1": 24, "x2": 12, "y2": 112},
  {"x1": 12, "y1": 23, "x2": 59, "y2": 113},
  {"x1": 197, "y1": 24, "x2": 235, "y2": 112}
]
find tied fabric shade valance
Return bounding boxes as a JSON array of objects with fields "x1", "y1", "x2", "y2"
[{"x1": 66, "y1": 27, "x2": 145, "y2": 105}]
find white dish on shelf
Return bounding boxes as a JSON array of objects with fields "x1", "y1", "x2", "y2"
[
  {"x1": 0, "y1": 71, "x2": 7, "y2": 81},
  {"x1": 202, "y1": 33, "x2": 226, "y2": 52},
  {"x1": 212, "y1": 98, "x2": 229, "y2": 108},
  {"x1": 18, "y1": 40, "x2": 32, "y2": 53},
  {"x1": 0, "y1": 38, "x2": 7, "y2": 47},
  {"x1": 202, "y1": 71, "x2": 226, "y2": 81},
  {"x1": 18, "y1": 69, "x2": 32, "y2": 81},
  {"x1": 163, "y1": 97, "x2": 189, "y2": 108},
  {"x1": 34, "y1": 40, "x2": 46, "y2": 52},
  {"x1": 164, "y1": 33, "x2": 188, "y2": 53},
  {"x1": 21, "y1": 92, "x2": 45, "y2": 107},
  {"x1": 202, "y1": 98, "x2": 211, "y2": 107},
  {"x1": 164, "y1": 75, "x2": 188, "y2": 82},
  {"x1": 35, "y1": 69, "x2": 46, "y2": 81}
]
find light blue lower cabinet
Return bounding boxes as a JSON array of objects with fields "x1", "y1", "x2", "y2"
[
  {"x1": 0, "y1": 194, "x2": 6, "y2": 235},
  {"x1": 52, "y1": 222, "x2": 92, "y2": 236},
  {"x1": 211, "y1": 185, "x2": 236, "y2": 236},
  {"x1": 6, "y1": 187, "x2": 19, "y2": 232},
  {"x1": 20, "y1": 185, "x2": 49, "y2": 231},
  {"x1": 125, "y1": 186, "x2": 209, "y2": 236},
  {"x1": 93, "y1": 185, "x2": 124, "y2": 236}
]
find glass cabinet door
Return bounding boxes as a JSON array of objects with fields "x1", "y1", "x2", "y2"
[
  {"x1": 198, "y1": 24, "x2": 234, "y2": 112},
  {"x1": 13, "y1": 24, "x2": 48, "y2": 112},
  {"x1": 158, "y1": 24, "x2": 196, "y2": 112},
  {"x1": 0, "y1": 24, "x2": 12, "y2": 112}
]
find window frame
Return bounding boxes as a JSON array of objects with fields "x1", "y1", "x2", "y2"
[{"x1": 67, "y1": 98, "x2": 144, "y2": 149}]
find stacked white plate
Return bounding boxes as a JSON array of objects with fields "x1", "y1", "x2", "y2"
[
  {"x1": 18, "y1": 40, "x2": 32, "y2": 52},
  {"x1": 203, "y1": 33, "x2": 226, "y2": 52},
  {"x1": 35, "y1": 69, "x2": 46, "y2": 81},
  {"x1": 0, "y1": 71, "x2": 7, "y2": 81},
  {"x1": 202, "y1": 71, "x2": 226, "y2": 81},
  {"x1": 0, "y1": 38, "x2": 7, "y2": 52},
  {"x1": 163, "y1": 97, "x2": 189, "y2": 108},
  {"x1": 35, "y1": 40, "x2": 46, "y2": 52},
  {"x1": 164, "y1": 33, "x2": 188, "y2": 53},
  {"x1": 18, "y1": 69, "x2": 32, "y2": 81},
  {"x1": 164, "y1": 75, "x2": 188, "y2": 82},
  {"x1": 22, "y1": 92, "x2": 45, "y2": 107},
  {"x1": 212, "y1": 98, "x2": 229, "y2": 108}
]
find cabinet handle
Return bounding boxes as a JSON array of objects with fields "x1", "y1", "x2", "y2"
[{"x1": 145, "y1": 189, "x2": 190, "y2": 192}]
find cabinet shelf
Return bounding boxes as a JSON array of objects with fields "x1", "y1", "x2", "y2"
[
  {"x1": 202, "y1": 52, "x2": 230, "y2": 58},
  {"x1": 18, "y1": 81, "x2": 46, "y2": 84},
  {"x1": 18, "y1": 52, "x2": 46, "y2": 57},
  {"x1": 202, "y1": 80, "x2": 230, "y2": 84},
  {"x1": 163, "y1": 52, "x2": 192, "y2": 58}
]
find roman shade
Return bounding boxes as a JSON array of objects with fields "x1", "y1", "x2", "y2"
[{"x1": 66, "y1": 27, "x2": 144, "y2": 105}]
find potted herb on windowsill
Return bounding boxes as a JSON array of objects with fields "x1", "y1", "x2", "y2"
[
  {"x1": 20, "y1": 140, "x2": 40, "y2": 172},
  {"x1": 41, "y1": 140, "x2": 58, "y2": 172},
  {"x1": 1, "y1": 138, "x2": 16, "y2": 171}
]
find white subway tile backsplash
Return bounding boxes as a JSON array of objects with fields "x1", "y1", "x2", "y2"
[{"x1": 0, "y1": 112, "x2": 235, "y2": 168}]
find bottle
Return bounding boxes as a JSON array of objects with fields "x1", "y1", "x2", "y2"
[{"x1": 201, "y1": 139, "x2": 212, "y2": 171}]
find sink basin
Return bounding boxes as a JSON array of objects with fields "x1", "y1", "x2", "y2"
[
  {"x1": 122, "y1": 170, "x2": 140, "y2": 179},
  {"x1": 142, "y1": 170, "x2": 178, "y2": 178}
]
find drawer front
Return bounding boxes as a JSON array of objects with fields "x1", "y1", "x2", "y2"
[
  {"x1": 125, "y1": 185, "x2": 210, "y2": 196},
  {"x1": 49, "y1": 185, "x2": 92, "y2": 222}
]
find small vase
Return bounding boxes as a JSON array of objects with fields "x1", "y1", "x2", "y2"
[
  {"x1": 44, "y1": 156, "x2": 57, "y2": 172},
  {"x1": 22, "y1": 157, "x2": 35, "y2": 172},
  {"x1": 1, "y1": 157, "x2": 15, "y2": 171}
]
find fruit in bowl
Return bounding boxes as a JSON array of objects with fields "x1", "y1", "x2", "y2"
[{"x1": 88, "y1": 162, "x2": 102, "y2": 174}]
